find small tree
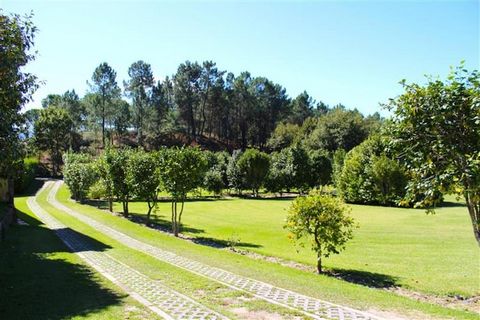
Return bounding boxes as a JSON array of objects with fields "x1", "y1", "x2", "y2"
[
  {"x1": 34, "y1": 107, "x2": 73, "y2": 176},
  {"x1": 285, "y1": 191, "x2": 355, "y2": 273},
  {"x1": 227, "y1": 149, "x2": 244, "y2": 194},
  {"x1": 237, "y1": 149, "x2": 270, "y2": 197},
  {"x1": 63, "y1": 153, "x2": 97, "y2": 202},
  {"x1": 107, "y1": 148, "x2": 131, "y2": 216},
  {"x1": 158, "y1": 147, "x2": 207, "y2": 236},
  {"x1": 264, "y1": 149, "x2": 294, "y2": 195},
  {"x1": 388, "y1": 65, "x2": 480, "y2": 245},
  {"x1": 126, "y1": 150, "x2": 160, "y2": 224}
]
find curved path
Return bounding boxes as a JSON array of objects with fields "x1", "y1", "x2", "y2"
[
  {"x1": 28, "y1": 181, "x2": 228, "y2": 320},
  {"x1": 47, "y1": 180, "x2": 382, "y2": 320}
]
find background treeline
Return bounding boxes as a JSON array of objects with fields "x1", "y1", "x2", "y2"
[
  {"x1": 25, "y1": 59, "x2": 426, "y2": 208},
  {"x1": 23, "y1": 60, "x2": 382, "y2": 154}
]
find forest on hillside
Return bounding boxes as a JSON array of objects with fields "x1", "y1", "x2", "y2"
[{"x1": 24, "y1": 60, "x2": 383, "y2": 154}]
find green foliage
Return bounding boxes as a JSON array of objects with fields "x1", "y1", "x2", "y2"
[
  {"x1": 290, "y1": 145, "x2": 311, "y2": 192},
  {"x1": 88, "y1": 62, "x2": 121, "y2": 147},
  {"x1": 305, "y1": 106, "x2": 371, "y2": 152},
  {"x1": 126, "y1": 150, "x2": 160, "y2": 222},
  {"x1": 307, "y1": 149, "x2": 332, "y2": 188},
  {"x1": 267, "y1": 122, "x2": 301, "y2": 151},
  {"x1": 158, "y1": 146, "x2": 207, "y2": 235},
  {"x1": 34, "y1": 107, "x2": 74, "y2": 175},
  {"x1": 106, "y1": 148, "x2": 132, "y2": 215},
  {"x1": 14, "y1": 157, "x2": 39, "y2": 193},
  {"x1": 388, "y1": 64, "x2": 480, "y2": 245},
  {"x1": 337, "y1": 136, "x2": 408, "y2": 206},
  {"x1": 63, "y1": 152, "x2": 97, "y2": 202},
  {"x1": 0, "y1": 10, "x2": 38, "y2": 197},
  {"x1": 285, "y1": 191, "x2": 355, "y2": 273},
  {"x1": 88, "y1": 180, "x2": 107, "y2": 200},
  {"x1": 125, "y1": 60, "x2": 154, "y2": 146},
  {"x1": 237, "y1": 149, "x2": 270, "y2": 197},
  {"x1": 265, "y1": 149, "x2": 294, "y2": 194},
  {"x1": 226, "y1": 149, "x2": 244, "y2": 193},
  {"x1": 203, "y1": 170, "x2": 224, "y2": 196}
]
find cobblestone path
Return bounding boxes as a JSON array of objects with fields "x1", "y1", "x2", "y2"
[
  {"x1": 28, "y1": 181, "x2": 228, "y2": 320},
  {"x1": 48, "y1": 180, "x2": 383, "y2": 320}
]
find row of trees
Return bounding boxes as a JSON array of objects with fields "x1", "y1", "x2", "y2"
[{"x1": 63, "y1": 146, "x2": 334, "y2": 234}]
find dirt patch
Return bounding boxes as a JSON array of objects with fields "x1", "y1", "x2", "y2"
[
  {"x1": 230, "y1": 307, "x2": 286, "y2": 320},
  {"x1": 387, "y1": 287, "x2": 480, "y2": 314}
]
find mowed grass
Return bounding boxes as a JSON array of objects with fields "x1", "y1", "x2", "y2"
[
  {"x1": 114, "y1": 194, "x2": 479, "y2": 298},
  {"x1": 56, "y1": 184, "x2": 479, "y2": 319},
  {"x1": 0, "y1": 182, "x2": 159, "y2": 320}
]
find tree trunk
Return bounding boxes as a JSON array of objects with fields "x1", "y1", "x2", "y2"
[
  {"x1": 108, "y1": 197, "x2": 113, "y2": 212},
  {"x1": 146, "y1": 202, "x2": 153, "y2": 226},
  {"x1": 465, "y1": 192, "x2": 480, "y2": 246},
  {"x1": 7, "y1": 177, "x2": 16, "y2": 224},
  {"x1": 173, "y1": 201, "x2": 179, "y2": 237},
  {"x1": 177, "y1": 198, "x2": 185, "y2": 234},
  {"x1": 316, "y1": 254, "x2": 322, "y2": 274}
]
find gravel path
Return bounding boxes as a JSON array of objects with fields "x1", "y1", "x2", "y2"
[
  {"x1": 48, "y1": 180, "x2": 383, "y2": 320},
  {"x1": 28, "y1": 181, "x2": 228, "y2": 320}
]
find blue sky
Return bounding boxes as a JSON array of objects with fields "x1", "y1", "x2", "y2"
[{"x1": 3, "y1": 0, "x2": 479, "y2": 115}]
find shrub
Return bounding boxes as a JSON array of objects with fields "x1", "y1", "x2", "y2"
[
  {"x1": 63, "y1": 152, "x2": 97, "y2": 202},
  {"x1": 285, "y1": 191, "x2": 355, "y2": 273},
  {"x1": 337, "y1": 136, "x2": 408, "y2": 206},
  {"x1": 237, "y1": 149, "x2": 270, "y2": 197}
]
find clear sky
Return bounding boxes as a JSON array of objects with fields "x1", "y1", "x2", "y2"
[{"x1": 3, "y1": 0, "x2": 479, "y2": 115}]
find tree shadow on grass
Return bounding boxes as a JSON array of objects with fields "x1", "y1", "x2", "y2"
[
  {"x1": 0, "y1": 217, "x2": 123, "y2": 319},
  {"x1": 189, "y1": 236, "x2": 262, "y2": 249},
  {"x1": 126, "y1": 211, "x2": 262, "y2": 249},
  {"x1": 326, "y1": 268, "x2": 399, "y2": 289}
]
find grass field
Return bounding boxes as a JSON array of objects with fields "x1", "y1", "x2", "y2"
[
  {"x1": 109, "y1": 194, "x2": 480, "y2": 298},
  {"x1": 55, "y1": 183, "x2": 479, "y2": 319},
  {"x1": 0, "y1": 182, "x2": 158, "y2": 320}
]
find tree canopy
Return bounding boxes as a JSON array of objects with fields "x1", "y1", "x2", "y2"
[{"x1": 388, "y1": 65, "x2": 480, "y2": 245}]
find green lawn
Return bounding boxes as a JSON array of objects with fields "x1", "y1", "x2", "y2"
[
  {"x1": 114, "y1": 194, "x2": 480, "y2": 298},
  {"x1": 0, "y1": 182, "x2": 159, "y2": 320},
  {"x1": 56, "y1": 184, "x2": 479, "y2": 320}
]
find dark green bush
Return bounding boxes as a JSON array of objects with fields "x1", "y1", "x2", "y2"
[{"x1": 337, "y1": 136, "x2": 408, "y2": 206}]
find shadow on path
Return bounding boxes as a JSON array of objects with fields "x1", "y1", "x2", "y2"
[{"x1": 0, "y1": 214, "x2": 123, "y2": 319}]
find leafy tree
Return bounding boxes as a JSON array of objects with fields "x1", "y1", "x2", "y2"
[
  {"x1": 290, "y1": 144, "x2": 311, "y2": 193},
  {"x1": 173, "y1": 61, "x2": 202, "y2": 139},
  {"x1": 126, "y1": 150, "x2": 160, "y2": 224},
  {"x1": 289, "y1": 91, "x2": 314, "y2": 125},
  {"x1": 42, "y1": 90, "x2": 84, "y2": 150},
  {"x1": 203, "y1": 151, "x2": 229, "y2": 196},
  {"x1": 124, "y1": 60, "x2": 154, "y2": 146},
  {"x1": 0, "y1": 11, "x2": 38, "y2": 216},
  {"x1": 237, "y1": 149, "x2": 270, "y2": 197},
  {"x1": 267, "y1": 122, "x2": 301, "y2": 151},
  {"x1": 337, "y1": 135, "x2": 408, "y2": 206},
  {"x1": 388, "y1": 65, "x2": 480, "y2": 245},
  {"x1": 264, "y1": 149, "x2": 294, "y2": 195},
  {"x1": 285, "y1": 191, "x2": 355, "y2": 273},
  {"x1": 308, "y1": 149, "x2": 332, "y2": 189},
  {"x1": 34, "y1": 107, "x2": 73, "y2": 176},
  {"x1": 63, "y1": 152, "x2": 97, "y2": 202},
  {"x1": 107, "y1": 148, "x2": 132, "y2": 216},
  {"x1": 158, "y1": 147, "x2": 207, "y2": 236},
  {"x1": 227, "y1": 149, "x2": 244, "y2": 194},
  {"x1": 306, "y1": 106, "x2": 369, "y2": 152},
  {"x1": 204, "y1": 169, "x2": 224, "y2": 196},
  {"x1": 111, "y1": 98, "x2": 131, "y2": 141},
  {"x1": 88, "y1": 62, "x2": 121, "y2": 147}
]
